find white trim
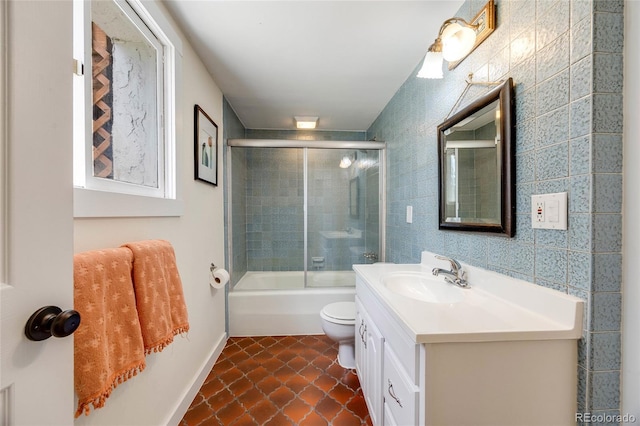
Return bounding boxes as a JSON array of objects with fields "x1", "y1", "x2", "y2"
[
  {"x1": 165, "y1": 333, "x2": 227, "y2": 426},
  {"x1": 127, "y1": 1, "x2": 183, "y2": 200},
  {"x1": 0, "y1": 0, "x2": 6, "y2": 283},
  {"x1": 74, "y1": 188, "x2": 183, "y2": 218},
  {"x1": 72, "y1": 0, "x2": 88, "y2": 188},
  {"x1": 129, "y1": 0, "x2": 183, "y2": 57}
]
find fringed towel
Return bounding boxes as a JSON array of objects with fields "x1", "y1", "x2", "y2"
[
  {"x1": 122, "y1": 240, "x2": 190, "y2": 354},
  {"x1": 73, "y1": 248, "x2": 146, "y2": 418}
]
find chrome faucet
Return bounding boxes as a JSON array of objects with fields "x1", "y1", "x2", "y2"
[
  {"x1": 363, "y1": 252, "x2": 378, "y2": 263},
  {"x1": 432, "y1": 255, "x2": 469, "y2": 288}
]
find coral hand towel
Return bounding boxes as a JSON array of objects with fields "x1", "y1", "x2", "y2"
[
  {"x1": 122, "y1": 240, "x2": 189, "y2": 354},
  {"x1": 74, "y1": 248, "x2": 146, "y2": 417}
]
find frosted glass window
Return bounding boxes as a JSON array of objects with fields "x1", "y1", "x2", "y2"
[
  {"x1": 74, "y1": 0, "x2": 177, "y2": 201},
  {"x1": 91, "y1": 0, "x2": 161, "y2": 188}
]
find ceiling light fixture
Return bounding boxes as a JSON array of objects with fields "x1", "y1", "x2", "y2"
[
  {"x1": 417, "y1": 0, "x2": 495, "y2": 79},
  {"x1": 295, "y1": 116, "x2": 318, "y2": 129}
]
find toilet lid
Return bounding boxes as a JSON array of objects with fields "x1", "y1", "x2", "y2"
[{"x1": 322, "y1": 301, "x2": 355, "y2": 321}]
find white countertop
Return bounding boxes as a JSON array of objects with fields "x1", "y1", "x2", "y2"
[{"x1": 353, "y1": 252, "x2": 584, "y2": 344}]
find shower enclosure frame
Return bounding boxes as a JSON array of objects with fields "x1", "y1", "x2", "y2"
[{"x1": 226, "y1": 139, "x2": 387, "y2": 288}]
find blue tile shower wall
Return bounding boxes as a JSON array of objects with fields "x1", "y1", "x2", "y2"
[
  {"x1": 245, "y1": 129, "x2": 366, "y2": 142},
  {"x1": 366, "y1": 0, "x2": 623, "y2": 416}
]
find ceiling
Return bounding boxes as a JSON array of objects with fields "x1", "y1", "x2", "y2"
[{"x1": 162, "y1": 1, "x2": 464, "y2": 131}]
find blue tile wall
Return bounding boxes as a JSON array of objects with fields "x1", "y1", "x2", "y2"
[
  {"x1": 245, "y1": 129, "x2": 366, "y2": 141},
  {"x1": 365, "y1": 0, "x2": 623, "y2": 415}
]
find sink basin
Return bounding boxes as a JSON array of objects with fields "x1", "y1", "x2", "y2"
[{"x1": 381, "y1": 271, "x2": 466, "y2": 304}]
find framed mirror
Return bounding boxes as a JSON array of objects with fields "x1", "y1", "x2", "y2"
[{"x1": 437, "y1": 78, "x2": 515, "y2": 236}]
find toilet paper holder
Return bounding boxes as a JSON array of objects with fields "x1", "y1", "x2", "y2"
[
  {"x1": 210, "y1": 263, "x2": 222, "y2": 281},
  {"x1": 209, "y1": 263, "x2": 229, "y2": 288}
]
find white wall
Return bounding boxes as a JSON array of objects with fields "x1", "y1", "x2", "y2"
[
  {"x1": 73, "y1": 3, "x2": 227, "y2": 425},
  {"x1": 622, "y1": 0, "x2": 640, "y2": 418}
]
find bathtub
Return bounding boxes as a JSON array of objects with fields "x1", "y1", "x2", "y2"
[{"x1": 229, "y1": 270, "x2": 356, "y2": 336}]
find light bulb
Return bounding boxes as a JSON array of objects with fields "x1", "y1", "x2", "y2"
[
  {"x1": 339, "y1": 156, "x2": 352, "y2": 168},
  {"x1": 441, "y1": 23, "x2": 476, "y2": 62}
]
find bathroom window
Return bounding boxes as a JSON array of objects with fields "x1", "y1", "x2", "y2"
[{"x1": 73, "y1": 0, "x2": 183, "y2": 216}]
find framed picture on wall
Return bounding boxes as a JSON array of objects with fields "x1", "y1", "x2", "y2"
[{"x1": 194, "y1": 104, "x2": 218, "y2": 186}]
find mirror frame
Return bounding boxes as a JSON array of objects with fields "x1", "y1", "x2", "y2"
[{"x1": 437, "y1": 77, "x2": 515, "y2": 236}]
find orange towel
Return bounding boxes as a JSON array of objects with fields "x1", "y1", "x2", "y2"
[
  {"x1": 73, "y1": 248, "x2": 146, "y2": 418},
  {"x1": 122, "y1": 240, "x2": 190, "y2": 354}
]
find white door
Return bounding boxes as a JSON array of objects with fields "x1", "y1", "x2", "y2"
[{"x1": 0, "y1": 1, "x2": 75, "y2": 425}]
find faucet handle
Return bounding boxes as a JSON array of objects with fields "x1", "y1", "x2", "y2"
[{"x1": 435, "y1": 255, "x2": 461, "y2": 273}]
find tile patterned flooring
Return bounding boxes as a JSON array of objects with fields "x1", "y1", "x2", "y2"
[{"x1": 180, "y1": 335, "x2": 372, "y2": 426}]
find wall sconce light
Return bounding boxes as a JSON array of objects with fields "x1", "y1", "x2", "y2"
[
  {"x1": 417, "y1": 0, "x2": 495, "y2": 79},
  {"x1": 295, "y1": 116, "x2": 318, "y2": 129}
]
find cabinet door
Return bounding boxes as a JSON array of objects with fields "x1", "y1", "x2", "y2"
[
  {"x1": 364, "y1": 312, "x2": 384, "y2": 426},
  {"x1": 384, "y1": 403, "x2": 399, "y2": 426},
  {"x1": 355, "y1": 303, "x2": 366, "y2": 389},
  {"x1": 383, "y1": 345, "x2": 419, "y2": 426}
]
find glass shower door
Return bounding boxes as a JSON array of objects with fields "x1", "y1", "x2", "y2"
[
  {"x1": 306, "y1": 148, "x2": 380, "y2": 287},
  {"x1": 243, "y1": 147, "x2": 305, "y2": 279}
]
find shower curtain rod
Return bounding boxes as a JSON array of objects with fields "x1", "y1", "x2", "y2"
[{"x1": 227, "y1": 139, "x2": 386, "y2": 149}]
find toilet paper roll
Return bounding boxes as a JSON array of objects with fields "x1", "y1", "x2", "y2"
[{"x1": 209, "y1": 267, "x2": 229, "y2": 289}]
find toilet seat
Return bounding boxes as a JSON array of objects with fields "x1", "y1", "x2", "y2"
[{"x1": 321, "y1": 301, "x2": 355, "y2": 325}]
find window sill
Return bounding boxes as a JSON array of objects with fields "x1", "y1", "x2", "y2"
[{"x1": 74, "y1": 187, "x2": 184, "y2": 218}]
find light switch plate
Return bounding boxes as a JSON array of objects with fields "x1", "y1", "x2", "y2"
[
  {"x1": 406, "y1": 205, "x2": 413, "y2": 224},
  {"x1": 531, "y1": 192, "x2": 567, "y2": 230}
]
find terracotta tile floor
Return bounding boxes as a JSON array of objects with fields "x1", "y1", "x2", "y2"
[{"x1": 180, "y1": 335, "x2": 372, "y2": 426}]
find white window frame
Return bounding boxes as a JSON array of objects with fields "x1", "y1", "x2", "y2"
[{"x1": 73, "y1": 0, "x2": 183, "y2": 217}]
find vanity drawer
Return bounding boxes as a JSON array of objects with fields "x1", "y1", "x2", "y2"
[{"x1": 383, "y1": 344, "x2": 419, "y2": 426}]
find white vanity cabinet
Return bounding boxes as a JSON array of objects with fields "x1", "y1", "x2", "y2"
[
  {"x1": 354, "y1": 257, "x2": 584, "y2": 426},
  {"x1": 354, "y1": 296, "x2": 384, "y2": 426}
]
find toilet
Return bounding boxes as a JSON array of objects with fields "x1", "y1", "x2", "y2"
[{"x1": 320, "y1": 301, "x2": 356, "y2": 369}]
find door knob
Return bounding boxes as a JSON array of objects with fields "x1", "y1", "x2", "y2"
[{"x1": 25, "y1": 306, "x2": 81, "y2": 341}]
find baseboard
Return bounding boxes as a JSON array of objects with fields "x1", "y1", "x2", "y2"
[{"x1": 165, "y1": 332, "x2": 227, "y2": 426}]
